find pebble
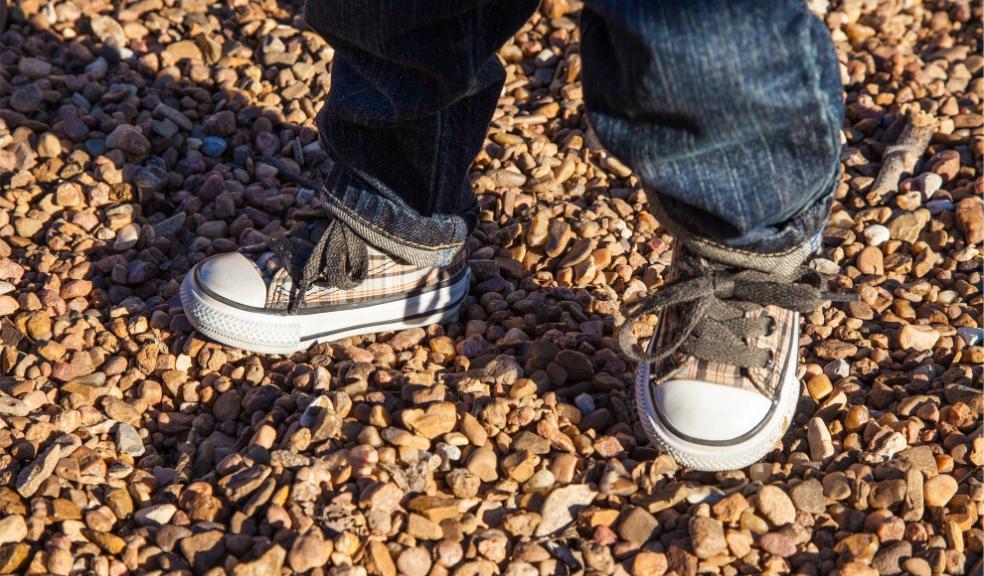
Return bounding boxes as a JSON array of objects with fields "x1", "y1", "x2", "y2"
[
  {"x1": 863, "y1": 224, "x2": 890, "y2": 246},
  {"x1": 201, "y1": 136, "x2": 228, "y2": 157},
  {"x1": 115, "y1": 423, "x2": 144, "y2": 456},
  {"x1": 923, "y1": 474, "x2": 958, "y2": 507},
  {"x1": 689, "y1": 517, "x2": 727, "y2": 559},
  {"x1": 105, "y1": 124, "x2": 151, "y2": 157},
  {"x1": 288, "y1": 531, "x2": 331, "y2": 573},
  {"x1": 535, "y1": 484, "x2": 597, "y2": 537},
  {"x1": 397, "y1": 547, "x2": 431, "y2": 576},
  {"x1": 756, "y1": 485, "x2": 796, "y2": 526},
  {"x1": 807, "y1": 417, "x2": 835, "y2": 460},
  {"x1": 898, "y1": 325, "x2": 940, "y2": 352}
]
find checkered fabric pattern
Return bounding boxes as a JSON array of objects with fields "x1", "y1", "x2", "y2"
[
  {"x1": 649, "y1": 305, "x2": 795, "y2": 400},
  {"x1": 644, "y1": 250, "x2": 795, "y2": 401},
  {"x1": 261, "y1": 245, "x2": 467, "y2": 311}
]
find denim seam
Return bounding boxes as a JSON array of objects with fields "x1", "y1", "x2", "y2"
[
  {"x1": 322, "y1": 192, "x2": 464, "y2": 251},
  {"x1": 427, "y1": 109, "x2": 444, "y2": 216}
]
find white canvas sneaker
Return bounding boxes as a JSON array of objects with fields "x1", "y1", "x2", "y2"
[
  {"x1": 180, "y1": 220, "x2": 470, "y2": 355},
  {"x1": 622, "y1": 247, "x2": 842, "y2": 471}
]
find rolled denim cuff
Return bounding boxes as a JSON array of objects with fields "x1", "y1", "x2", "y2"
[
  {"x1": 321, "y1": 165, "x2": 470, "y2": 268},
  {"x1": 648, "y1": 192, "x2": 828, "y2": 276}
]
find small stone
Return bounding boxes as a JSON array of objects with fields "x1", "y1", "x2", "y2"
[
  {"x1": 396, "y1": 546, "x2": 431, "y2": 576},
  {"x1": 871, "y1": 540, "x2": 911, "y2": 576},
  {"x1": 955, "y1": 197, "x2": 984, "y2": 245},
  {"x1": 134, "y1": 503, "x2": 177, "y2": 526},
  {"x1": 856, "y1": 246, "x2": 884, "y2": 274},
  {"x1": 806, "y1": 373, "x2": 833, "y2": 400},
  {"x1": 83, "y1": 530, "x2": 126, "y2": 554},
  {"x1": 15, "y1": 442, "x2": 61, "y2": 497},
  {"x1": 466, "y1": 446, "x2": 499, "y2": 483},
  {"x1": 888, "y1": 209, "x2": 930, "y2": 243},
  {"x1": 289, "y1": 531, "x2": 332, "y2": 573},
  {"x1": 617, "y1": 507, "x2": 659, "y2": 545},
  {"x1": 554, "y1": 350, "x2": 594, "y2": 381},
  {"x1": 37, "y1": 133, "x2": 62, "y2": 158},
  {"x1": 863, "y1": 224, "x2": 890, "y2": 246},
  {"x1": 897, "y1": 325, "x2": 940, "y2": 352},
  {"x1": 180, "y1": 530, "x2": 226, "y2": 574},
  {"x1": 838, "y1": 561, "x2": 878, "y2": 576},
  {"x1": 834, "y1": 533, "x2": 879, "y2": 563},
  {"x1": 165, "y1": 39, "x2": 203, "y2": 62},
  {"x1": 631, "y1": 552, "x2": 668, "y2": 576},
  {"x1": 390, "y1": 327, "x2": 426, "y2": 351},
  {"x1": 0, "y1": 516, "x2": 27, "y2": 546},
  {"x1": 535, "y1": 484, "x2": 598, "y2": 537},
  {"x1": 401, "y1": 402, "x2": 456, "y2": 439},
  {"x1": 116, "y1": 422, "x2": 144, "y2": 456},
  {"x1": 923, "y1": 474, "x2": 958, "y2": 507},
  {"x1": 18, "y1": 57, "x2": 52, "y2": 78},
  {"x1": 901, "y1": 557, "x2": 932, "y2": 576},
  {"x1": 689, "y1": 517, "x2": 726, "y2": 559},
  {"x1": 201, "y1": 136, "x2": 228, "y2": 157},
  {"x1": 760, "y1": 530, "x2": 798, "y2": 557},
  {"x1": 790, "y1": 479, "x2": 825, "y2": 514},
  {"x1": 807, "y1": 417, "x2": 835, "y2": 460},
  {"x1": 10, "y1": 84, "x2": 42, "y2": 113},
  {"x1": 756, "y1": 485, "x2": 796, "y2": 526},
  {"x1": 526, "y1": 212, "x2": 550, "y2": 246},
  {"x1": 232, "y1": 544, "x2": 285, "y2": 576},
  {"x1": 106, "y1": 124, "x2": 151, "y2": 157}
]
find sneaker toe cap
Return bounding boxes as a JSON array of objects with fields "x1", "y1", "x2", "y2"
[
  {"x1": 195, "y1": 252, "x2": 267, "y2": 308},
  {"x1": 653, "y1": 379, "x2": 773, "y2": 443}
]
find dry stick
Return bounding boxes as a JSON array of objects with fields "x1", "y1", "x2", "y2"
[{"x1": 866, "y1": 111, "x2": 937, "y2": 206}]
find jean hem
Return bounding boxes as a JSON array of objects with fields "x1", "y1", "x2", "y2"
[{"x1": 320, "y1": 165, "x2": 469, "y2": 268}]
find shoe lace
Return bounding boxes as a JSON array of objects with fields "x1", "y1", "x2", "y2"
[
  {"x1": 619, "y1": 264, "x2": 854, "y2": 370},
  {"x1": 269, "y1": 216, "x2": 368, "y2": 314}
]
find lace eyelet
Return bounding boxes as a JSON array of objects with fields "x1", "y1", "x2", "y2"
[
  {"x1": 766, "y1": 316, "x2": 776, "y2": 337},
  {"x1": 764, "y1": 350, "x2": 776, "y2": 370}
]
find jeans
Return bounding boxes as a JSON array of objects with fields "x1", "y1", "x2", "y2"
[{"x1": 303, "y1": 0, "x2": 843, "y2": 269}]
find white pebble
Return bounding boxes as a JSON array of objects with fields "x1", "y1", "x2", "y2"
[
  {"x1": 811, "y1": 258, "x2": 840, "y2": 275},
  {"x1": 863, "y1": 224, "x2": 890, "y2": 247},
  {"x1": 912, "y1": 172, "x2": 943, "y2": 199},
  {"x1": 823, "y1": 359, "x2": 850, "y2": 379}
]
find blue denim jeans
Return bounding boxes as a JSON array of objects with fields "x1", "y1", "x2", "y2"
[{"x1": 303, "y1": 0, "x2": 843, "y2": 268}]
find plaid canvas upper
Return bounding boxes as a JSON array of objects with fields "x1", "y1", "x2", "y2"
[
  {"x1": 257, "y1": 245, "x2": 467, "y2": 311},
  {"x1": 643, "y1": 250, "x2": 797, "y2": 402}
]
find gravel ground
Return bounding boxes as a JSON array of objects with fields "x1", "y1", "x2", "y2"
[{"x1": 0, "y1": 0, "x2": 981, "y2": 575}]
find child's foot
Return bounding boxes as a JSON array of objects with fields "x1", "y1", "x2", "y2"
[
  {"x1": 180, "y1": 220, "x2": 470, "y2": 355},
  {"x1": 622, "y1": 246, "x2": 835, "y2": 471}
]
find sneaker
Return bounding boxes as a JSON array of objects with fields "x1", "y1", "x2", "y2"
[
  {"x1": 180, "y1": 218, "x2": 471, "y2": 355},
  {"x1": 621, "y1": 246, "x2": 840, "y2": 471}
]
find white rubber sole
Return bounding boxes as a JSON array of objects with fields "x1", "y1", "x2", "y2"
[
  {"x1": 180, "y1": 267, "x2": 471, "y2": 355},
  {"x1": 634, "y1": 323, "x2": 801, "y2": 472}
]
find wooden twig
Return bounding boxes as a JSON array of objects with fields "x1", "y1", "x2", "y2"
[{"x1": 866, "y1": 110, "x2": 936, "y2": 205}]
